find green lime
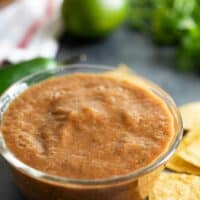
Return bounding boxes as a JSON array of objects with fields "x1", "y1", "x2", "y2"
[{"x1": 62, "y1": 0, "x2": 128, "y2": 38}]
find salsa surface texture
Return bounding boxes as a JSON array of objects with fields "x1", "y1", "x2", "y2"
[{"x1": 2, "y1": 74, "x2": 174, "y2": 179}]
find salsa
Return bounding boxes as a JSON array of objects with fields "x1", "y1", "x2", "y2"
[{"x1": 2, "y1": 74, "x2": 174, "y2": 179}]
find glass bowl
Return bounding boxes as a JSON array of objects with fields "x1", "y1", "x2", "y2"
[{"x1": 0, "y1": 64, "x2": 183, "y2": 200}]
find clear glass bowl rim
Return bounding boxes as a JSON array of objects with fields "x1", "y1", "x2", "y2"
[{"x1": 0, "y1": 64, "x2": 183, "y2": 186}]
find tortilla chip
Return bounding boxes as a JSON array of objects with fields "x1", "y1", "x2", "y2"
[
  {"x1": 149, "y1": 172, "x2": 200, "y2": 200},
  {"x1": 179, "y1": 102, "x2": 200, "y2": 130},
  {"x1": 104, "y1": 65, "x2": 133, "y2": 78},
  {"x1": 175, "y1": 126, "x2": 200, "y2": 153},
  {"x1": 176, "y1": 126, "x2": 200, "y2": 168},
  {"x1": 167, "y1": 126, "x2": 200, "y2": 172},
  {"x1": 166, "y1": 155, "x2": 200, "y2": 175},
  {"x1": 179, "y1": 140, "x2": 200, "y2": 168},
  {"x1": 167, "y1": 127, "x2": 198, "y2": 156}
]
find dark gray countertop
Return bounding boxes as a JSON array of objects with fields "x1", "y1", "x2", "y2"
[{"x1": 1, "y1": 28, "x2": 200, "y2": 199}]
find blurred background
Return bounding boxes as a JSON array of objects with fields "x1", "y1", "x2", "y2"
[{"x1": 0, "y1": 0, "x2": 200, "y2": 198}]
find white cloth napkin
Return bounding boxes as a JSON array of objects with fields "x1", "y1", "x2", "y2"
[{"x1": 0, "y1": 0, "x2": 63, "y2": 63}]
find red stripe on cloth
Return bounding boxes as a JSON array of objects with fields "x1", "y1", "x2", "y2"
[
  {"x1": 46, "y1": 0, "x2": 54, "y2": 17},
  {"x1": 17, "y1": 0, "x2": 54, "y2": 48}
]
